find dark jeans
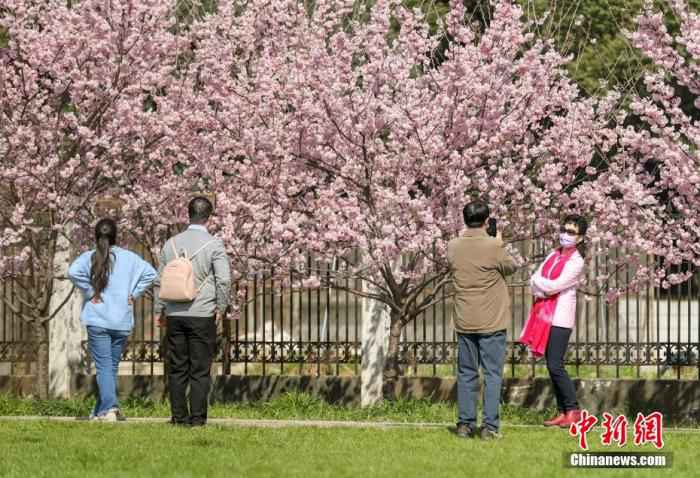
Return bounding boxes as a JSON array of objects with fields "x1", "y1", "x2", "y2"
[
  {"x1": 457, "y1": 330, "x2": 506, "y2": 432},
  {"x1": 546, "y1": 326, "x2": 579, "y2": 412},
  {"x1": 167, "y1": 316, "x2": 217, "y2": 425}
]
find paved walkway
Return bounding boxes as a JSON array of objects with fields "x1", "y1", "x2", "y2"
[
  {"x1": 1, "y1": 415, "x2": 699, "y2": 432},
  {"x1": 1, "y1": 416, "x2": 451, "y2": 429}
]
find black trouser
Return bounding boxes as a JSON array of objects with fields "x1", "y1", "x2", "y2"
[
  {"x1": 167, "y1": 316, "x2": 217, "y2": 425},
  {"x1": 545, "y1": 326, "x2": 579, "y2": 412}
]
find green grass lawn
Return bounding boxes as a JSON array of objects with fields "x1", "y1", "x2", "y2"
[
  {"x1": 0, "y1": 393, "x2": 695, "y2": 477},
  {"x1": 0, "y1": 420, "x2": 692, "y2": 478}
]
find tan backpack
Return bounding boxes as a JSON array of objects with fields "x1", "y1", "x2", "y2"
[{"x1": 159, "y1": 239, "x2": 216, "y2": 302}]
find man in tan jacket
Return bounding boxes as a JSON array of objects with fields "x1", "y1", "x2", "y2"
[{"x1": 447, "y1": 201, "x2": 517, "y2": 440}]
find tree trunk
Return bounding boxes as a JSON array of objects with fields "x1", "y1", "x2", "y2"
[
  {"x1": 382, "y1": 312, "x2": 403, "y2": 401},
  {"x1": 360, "y1": 288, "x2": 390, "y2": 407},
  {"x1": 35, "y1": 320, "x2": 50, "y2": 400}
]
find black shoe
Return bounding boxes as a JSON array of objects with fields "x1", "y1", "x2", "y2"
[
  {"x1": 480, "y1": 426, "x2": 502, "y2": 441},
  {"x1": 190, "y1": 420, "x2": 206, "y2": 427},
  {"x1": 169, "y1": 418, "x2": 190, "y2": 426},
  {"x1": 456, "y1": 423, "x2": 477, "y2": 438}
]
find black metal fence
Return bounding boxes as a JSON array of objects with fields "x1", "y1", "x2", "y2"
[
  {"x1": 81, "y1": 270, "x2": 700, "y2": 380},
  {"x1": 2, "y1": 256, "x2": 699, "y2": 380},
  {"x1": 0, "y1": 277, "x2": 35, "y2": 375}
]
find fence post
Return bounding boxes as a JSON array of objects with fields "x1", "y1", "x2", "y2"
[
  {"x1": 48, "y1": 231, "x2": 84, "y2": 398},
  {"x1": 360, "y1": 281, "x2": 389, "y2": 407}
]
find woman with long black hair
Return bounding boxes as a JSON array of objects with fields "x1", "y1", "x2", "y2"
[{"x1": 68, "y1": 219, "x2": 156, "y2": 421}]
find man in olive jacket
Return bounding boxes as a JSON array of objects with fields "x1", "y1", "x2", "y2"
[{"x1": 447, "y1": 201, "x2": 517, "y2": 440}]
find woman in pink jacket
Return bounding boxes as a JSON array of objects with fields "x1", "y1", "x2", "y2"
[{"x1": 528, "y1": 215, "x2": 587, "y2": 428}]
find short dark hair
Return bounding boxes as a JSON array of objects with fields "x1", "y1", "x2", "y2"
[
  {"x1": 562, "y1": 214, "x2": 588, "y2": 236},
  {"x1": 188, "y1": 196, "x2": 213, "y2": 223},
  {"x1": 463, "y1": 201, "x2": 489, "y2": 228},
  {"x1": 562, "y1": 214, "x2": 588, "y2": 258}
]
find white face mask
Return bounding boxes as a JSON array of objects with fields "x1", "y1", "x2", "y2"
[{"x1": 559, "y1": 233, "x2": 578, "y2": 248}]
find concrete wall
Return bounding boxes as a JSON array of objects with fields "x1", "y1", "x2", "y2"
[{"x1": 3, "y1": 375, "x2": 700, "y2": 424}]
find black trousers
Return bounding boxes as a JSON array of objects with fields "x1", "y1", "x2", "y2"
[
  {"x1": 545, "y1": 326, "x2": 579, "y2": 412},
  {"x1": 167, "y1": 316, "x2": 217, "y2": 424}
]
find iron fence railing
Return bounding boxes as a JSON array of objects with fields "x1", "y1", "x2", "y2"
[{"x1": 2, "y1": 257, "x2": 699, "y2": 380}]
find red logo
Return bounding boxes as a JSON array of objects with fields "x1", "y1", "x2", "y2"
[
  {"x1": 601, "y1": 412, "x2": 628, "y2": 447},
  {"x1": 633, "y1": 412, "x2": 664, "y2": 450},
  {"x1": 569, "y1": 410, "x2": 665, "y2": 450},
  {"x1": 568, "y1": 410, "x2": 598, "y2": 450}
]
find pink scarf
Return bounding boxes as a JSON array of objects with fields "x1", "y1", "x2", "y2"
[{"x1": 519, "y1": 248, "x2": 575, "y2": 358}]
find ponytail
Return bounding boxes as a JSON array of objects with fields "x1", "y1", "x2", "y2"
[{"x1": 90, "y1": 218, "x2": 117, "y2": 301}]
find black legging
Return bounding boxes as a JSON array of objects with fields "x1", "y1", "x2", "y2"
[{"x1": 545, "y1": 326, "x2": 579, "y2": 412}]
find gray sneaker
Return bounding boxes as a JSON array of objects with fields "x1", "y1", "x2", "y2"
[
  {"x1": 456, "y1": 423, "x2": 477, "y2": 439},
  {"x1": 480, "y1": 426, "x2": 502, "y2": 440},
  {"x1": 115, "y1": 408, "x2": 127, "y2": 422}
]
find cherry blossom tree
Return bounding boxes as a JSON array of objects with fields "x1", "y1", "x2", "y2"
[
  {"x1": 568, "y1": 0, "x2": 700, "y2": 301},
  {"x1": 192, "y1": 0, "x2": 613, "y2": 396},
  {"x1": 5, "y1": 0, "x2": 699, "y2": 402},
  {"x1": 629, "y1": 0, "x2": 700, "y2": 283},
  {"x1": 0, "y1": 0, "x2": 195, "y2": 398}
]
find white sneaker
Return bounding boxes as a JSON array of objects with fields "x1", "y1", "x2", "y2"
[{"x1": 95, "y1": 408, "x2": 118, "y2": 422}]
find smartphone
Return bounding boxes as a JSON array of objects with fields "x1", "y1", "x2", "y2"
[{"x1": 487, "y1": 218, "x2": 497, "y2": 237}]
